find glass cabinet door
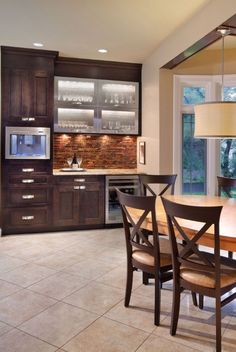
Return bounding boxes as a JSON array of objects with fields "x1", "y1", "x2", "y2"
[
  {"x1": 54, "y1": 77, "x2": 140, "y2": 135},
  {"x1": 55, "y1": 77, "x2": 96, "y2": 106},
  {"x1": 54, "y1": 77, "x2": 97, "y2": 133},
  {"x1": 100, "y1": 110, "x2": 138, "y2": 135},
  {"x1": 54, "y1": 107, "x2": 97, "y2": 133},
  {"x1": 98, "y1": 80, "x2": 138, "y2": 109}
]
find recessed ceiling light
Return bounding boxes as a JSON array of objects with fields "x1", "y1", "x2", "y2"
[
  {"x1": 98, "y1": 48, "x2": 108, "y2": 53},
  {"x1": 33, "y1": 42, "x2": 44, "y2": 47}
]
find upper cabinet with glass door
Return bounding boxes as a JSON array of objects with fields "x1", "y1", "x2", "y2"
[
  {"x1": 98, "y1": 80, "x2": 139, "y2": 135},
  {"x1": 54, "y1": 77, "x2": 97, "y2": 133},
  {"x1": 54, "y1": 77, "x2": 139, "y2": 135}
]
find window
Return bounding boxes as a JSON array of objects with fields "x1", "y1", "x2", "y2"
[
  {"x1": 182, "y1": 114, "x2": 206, "y2": 194},
  {"x1": 174, "y1": 77, "x2": 210, "y2": 195},
  {"x1": 183, "y1": 87, "x2": 205, "y2": 105},
  {"x1": 174, "y1": 75, "x2": 236, "y2": 196},
  {"x1": 220, "y1": 86, "x2": 236, "y2": 178}
]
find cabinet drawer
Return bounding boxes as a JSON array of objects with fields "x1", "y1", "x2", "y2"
[
  {"x1": 54, "y1": 175, "x2": 103, "y2": 184},
  {"x1": 4, "y1": 207, "x2": 50, "y2": 228},
  {"x1": 6, "y1": 162, "x2": 51, "y2": 175},
  {"x1": 6, "y1": 188, "x2": 50, "y2": 206},
  {"x1": 7, "y1": 175, "x2": 50, "y2": 185}
]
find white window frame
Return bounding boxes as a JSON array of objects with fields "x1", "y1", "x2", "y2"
[{"x1": 173, "y1": 75, "x2": 216, "y2": 195}]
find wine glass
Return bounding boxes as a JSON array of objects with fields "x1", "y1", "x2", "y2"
[
  {"x1": 67, "y1": 157, "x2": 73, "y2": 168},
  {"x1": 77, "y1": 157, "x2": 82, "y2": 168}
]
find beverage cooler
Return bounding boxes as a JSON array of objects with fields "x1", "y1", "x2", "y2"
[{"x1": 105, "y1": 175, "x2": 140, "y2": 224}]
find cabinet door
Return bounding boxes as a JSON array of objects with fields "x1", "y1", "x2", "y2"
[
  {"x1": 33, "y1": 71, "x2": 51, "y2": 122},
  {"x1": 4, "y1": 69, "x2": 51, "y2": 126},
  {"x1": 53, "y1": 185, "x2": 80, "y2": 226},
  {"x1": 79, "y1": 181, "x2": 105, "y2": 225},
  {"x1": 8, "y1": 69, "x2": 33, "y2": 120}
]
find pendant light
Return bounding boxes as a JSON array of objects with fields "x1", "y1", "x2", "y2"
[{"x1": 194, "y1": 28, "x2": 236, "y2": 138}]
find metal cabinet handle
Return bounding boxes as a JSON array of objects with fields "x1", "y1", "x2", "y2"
[
  {"x1": 22, "y1": 168, "x2": 34, "y2": 173},
  {"x1": 74, "y1": 178, "x2": 85, "y2": 182},
  {"x1": 74, "y1": 186, "x2": 80, "y2": 190},
  {"x1": 22, "y1": 179, "x2": 34, "y2": 183},
  {"x1": 22, "y1": 215, "x2": 34, "y2": 220},
  {"x1": 22, "y1": 194, "x2": 35, "y2": 199},
  {"x1": 79, "y1": 185, "x2": 86, "y2": 190},
  {"x1": 21, "y1": 117, "x2": 35, "y2": 121}
]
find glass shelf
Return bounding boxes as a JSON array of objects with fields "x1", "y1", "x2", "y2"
[
  {"x1": 99, "y1": 81, "x2": 138, "y2": 108},
  {"x1": 100, "y1": 110, "x2": 138, "y2": 135},
  {"x1": 55, "y1": 77, "x2": 96, "y2": 106}
]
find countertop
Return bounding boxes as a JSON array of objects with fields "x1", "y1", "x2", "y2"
[{"x1": 53, "y1": 168, "x2": 139, "y2": 176}]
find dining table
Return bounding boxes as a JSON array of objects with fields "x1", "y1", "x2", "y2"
[{"x1": 129, "y1": 194, "x2": 236, "y2": 252}]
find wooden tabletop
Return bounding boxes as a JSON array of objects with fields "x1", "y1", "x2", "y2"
[{"x1": 129, "y1": 195, "x2": 236, "y2": 252}]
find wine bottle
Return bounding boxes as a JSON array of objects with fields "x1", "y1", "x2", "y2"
[{"x1": 72, "y1": 153, "x2": 78, "y2": 168}]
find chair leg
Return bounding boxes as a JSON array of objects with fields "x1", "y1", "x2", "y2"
[
  {"x1": 215, "y1": 296, "x2": 222, "y2": 352},
  {"x1": 154, "y1": 277, "x2": 161, "y2": 326},
  {"x1": 170, "y1": 281, "x2": 181, "y2": 336},
  {"x1": 199, "y1": 294, "x2": 204, "y2": 310},
  {"x1": 143, "y1": 272, "x2": 149, "y2": 285},
  {"x1": 228, "y1": 251, "x2": 233, "y2": 259},
  {"x1": 124, "y1": 264, "x2": 133, "y2": 307},
  {"x1": 191, "y1": 292, "x2": 198, "y2": 306}
]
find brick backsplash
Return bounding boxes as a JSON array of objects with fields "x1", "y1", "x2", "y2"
[{"x1": 53, "y1": 134, "x2": 137, "y2": 169}]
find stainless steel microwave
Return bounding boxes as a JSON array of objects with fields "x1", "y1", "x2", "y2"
[{"x1": 5, "y1": 127, "x2": 50, "y2": 160}]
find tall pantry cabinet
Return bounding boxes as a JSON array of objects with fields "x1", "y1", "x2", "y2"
[{"x1": 1, "y1": 46, "x2": 58, "y2": 234}]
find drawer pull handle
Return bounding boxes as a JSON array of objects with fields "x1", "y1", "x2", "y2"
[
  {"x1": 22, "y1": 168, "x2": 35, "y2": 173},
  {"x1": 21, "y1": 117, "x2": 35, "y2": 121},
  {"x1": 22, "y1": 215, "x2": 34, "y2": 220},
  {"x1": 74, "y1": 178, "x2": 85, "y2": 182},
  {"x1": 74, "y1": 186, "x2": 80, "y2": 190},
  {"x1": 79, "y1": 185, "x2": 86, "y2": 190},
  {"x1": 22, "y1": 194, "x2": 35, "y2": 199},
  {"x1": 22, "y1": 179, "x2": 34, "y2": 183}
]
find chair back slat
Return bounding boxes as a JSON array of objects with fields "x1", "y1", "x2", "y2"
[
  {"x1": 161, "y1": 197, "x2": 222, "y2": 287},
  {"x1": 217, "y1": 176, "x2": 236, "y2": 198},
  {"x1": 139, "y1": 174, "x2": 177, "y2": 196},
  {"x1": 116, "y1": 188, "x2": 160, "y2": 263}
]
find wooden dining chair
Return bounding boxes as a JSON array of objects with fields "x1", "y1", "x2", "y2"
[
  {"x1": 161, "y1": 196, "x2": 236, "y2": 352},
  {"x1": 139, "y1": 174, "x2": 177, "y2": 196},
  {"x1": 139, "y1": 174, "x2": 177, "y2": 285},
  {"x1": 116, "y1": 189, "x2": 173, "y2": 326},
  {"x1": 217, "y1": 176, "x2": 236, "y2": 259}
]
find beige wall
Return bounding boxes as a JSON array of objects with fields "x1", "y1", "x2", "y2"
[{"x1": 139, "y1": 0, "x2": 236, "y2": 175}]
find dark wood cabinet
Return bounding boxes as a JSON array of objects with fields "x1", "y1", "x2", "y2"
[
  {"x1": 53, "y1": 175, "x2": 104, "y2": 228},
  {"x1": 1, "y1": 46, "x2": 139, "y2": 234},
  {"x1": 79, "y1": 181, "x2": 105, "y2": 225},
  {"x1": 53, "y1": 184, "x2": 80, "y2": 227},
  {"x1": 3, "y1": 68, "x2": 52, "y2": 126},
  {"x1": 2, "y1": 161, "x2": 53, "y2": 234},
  {"x1": 1, "y1": 47, "x2": 57, "y2": 235},
  {"x1": 2, "y1": 47, "x2": 58, "y2": 127}
]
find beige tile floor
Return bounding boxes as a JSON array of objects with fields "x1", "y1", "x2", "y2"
[{"x1": 0, "y1": 228, "x2": 236, "y2": 351}]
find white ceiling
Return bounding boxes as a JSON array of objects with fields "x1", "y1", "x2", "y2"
[{"x1": 0, "y1": 0, "x2": 211, "y2": 63}]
